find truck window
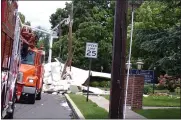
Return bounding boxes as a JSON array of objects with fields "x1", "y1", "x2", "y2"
[{"x1": 21, "y1": 51, "x2": 35, "y2": 65}]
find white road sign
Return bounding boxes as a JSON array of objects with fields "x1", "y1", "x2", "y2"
[{"x1": 85, "y1": 42, "x2": 98, "y2": 58}]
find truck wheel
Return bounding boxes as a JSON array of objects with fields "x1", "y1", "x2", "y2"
[
  {"x1": 28, "y1": 93, "x2": 36, "y2": 104},
  {"x1": 36, "y1": 90, "x2": 42, "y2": 100},
  {"x1": 6, "y1": 89, "x2": 16, "y2": 119},
  {"x1": 36, "y1": 81, "x2": 43, "y2": 100},
  {"x1": 1, "y1": 87, "x2": 5, "y2": 118}
]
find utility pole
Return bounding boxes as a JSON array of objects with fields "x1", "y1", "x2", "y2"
[
  {"x1": 61, "y1": 2, "x2": 73, "y2": 78},
  {"x1": 109, "y1": 0, "x2": 128, "y2": 119}
]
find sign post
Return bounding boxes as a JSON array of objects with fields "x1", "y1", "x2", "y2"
[
  {"x1": 85, "y1": 42, "x2": 98, "y2": 102},
  {"x1": 86, "y1": 58, "x2": 92, "y2": 102}
]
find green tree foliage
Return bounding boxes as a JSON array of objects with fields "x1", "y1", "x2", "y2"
[
  {"x1": 35, "y1": 26, "x2": 50, "y2": 62},
  {"x1": 133, "y1": 0, "x2": 181, "y2": 76},
  {"x1": 18, "y1": 12, "x2": 32, "y2": 25},
  {"x1": 18, "y1": 12, "x2": 25, "y2": 23},
  {"x1": 50, "y1": 0, "x2": 115, "y2": 72},
  {"x1": 49, "y1": 2, "x2": 72, "y2": 36},
  {"x1": 50, "y1": 0, "x2": 180, "y2": 76}
]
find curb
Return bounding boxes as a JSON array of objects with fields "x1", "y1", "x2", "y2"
[{"x1": 65, "y1": 94, "x2": 85, "y2": 119}]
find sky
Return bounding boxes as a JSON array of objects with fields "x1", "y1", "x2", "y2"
[{"x1": 18, "y1": 1, "x2": 71, "y2": 30}]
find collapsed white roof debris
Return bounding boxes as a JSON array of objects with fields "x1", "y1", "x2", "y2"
[{"x1": 43, "y1": 61, "x2": 110, "y2": 95}]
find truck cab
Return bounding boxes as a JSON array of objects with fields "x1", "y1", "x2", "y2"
[{"x1": 16, "y1": 47, "x2": 45, "y2": 104}]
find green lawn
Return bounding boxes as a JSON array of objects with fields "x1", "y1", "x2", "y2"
[
  {"x1": 104, "y1": 95, "x2": 110, "y2": 100},
  {"x1": 69, "y1": 94, "x2": 108, "y2": 119},
  {"x1": 155, "y1": 89, "x2": 180, "y2": 95},
  {"x1": 103, "y1": 95, "x2": 180, "y2": 107},
  {"x1": 135, "y1": 109, "x2": 181, "y2": 119},
  {"x1": 143, "y1": 95, "x2": 180, "y2": 107}
]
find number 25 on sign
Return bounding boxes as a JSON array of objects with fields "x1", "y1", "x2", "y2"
[{"x1": 85, "y1": 42, "x2": 98, "y2": 58}]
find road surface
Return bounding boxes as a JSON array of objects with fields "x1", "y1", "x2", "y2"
[{"x1": 14, "y1": 93, "x2": 73, "y2": 119}]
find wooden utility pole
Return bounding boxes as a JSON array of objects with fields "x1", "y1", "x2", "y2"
[
  {"x1": 61, "y1": 3, "x2": 73, "y2": 78},
  {"x1": 109, "y1": 0, "x2": 128, "y2": 119}
]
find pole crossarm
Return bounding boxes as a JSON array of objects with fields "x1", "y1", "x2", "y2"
[{"x1": 51, "y1": 18, "x2": 69, "y2": 31}]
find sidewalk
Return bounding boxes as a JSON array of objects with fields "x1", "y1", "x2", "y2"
[{"x1": 88, "y1": 95, "x2": 146, "y2": 119}]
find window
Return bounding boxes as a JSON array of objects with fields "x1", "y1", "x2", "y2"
[{"x1": 21, "y1": 51, "x2": 35, "y2": 65}]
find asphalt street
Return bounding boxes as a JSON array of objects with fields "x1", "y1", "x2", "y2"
[{"x1": 14, "y1": 93, "x2": 73, "y2": 119}]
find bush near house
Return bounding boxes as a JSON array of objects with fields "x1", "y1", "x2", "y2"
[
  {"x1": 155, "y1": 84, "x2": 166, "y2": 90},
  {"x1": 90, "y1": 81, "x2": 100, "y2": 87},
  {"x1": 144, "y1": 85, "x2": 153, "y2": 94},
  {"x1": 158, "y1": 75, "x2": 180, "y2": 92},
  {"x1": 90, "y1": 77, "x2": 111, "y2": 88}
]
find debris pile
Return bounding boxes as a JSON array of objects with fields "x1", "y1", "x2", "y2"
[
  {"x1": 43, "y1": 62, "x2": 72, "y2": 93},
  {"x1": 42, "y1": 61, "x2": 110, "y2": 95}
]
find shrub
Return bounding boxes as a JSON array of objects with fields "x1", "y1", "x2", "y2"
[
  {"x1": 107, "y1": 81, "x2": 111, "y2": 88},
  {"x1": 90, "y1": 80, "x2": 111, "y2": 88},
  {"x1": 144, "y1": 85, "x2": 153, "y2": 94},
  {"x1": 158, "y1": 74, "x2": 180, "y2": 92},
  {"x1": 100, "y1": 81, "x2": 107, "y2": 87},
  {"x1": 90, "y1": 81, "x2": 99, "y2": 87},
  {"x1": 166, "y1": 80, "x2": 176, "y2": 92},
  {"x1": 155, "y1": 84, "x2": 166, "y2": 90}
]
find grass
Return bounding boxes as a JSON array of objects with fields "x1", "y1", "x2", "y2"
[
  {"x1": 135, "y1": 109, "x2": 181, "y2": 119},
  {"x1": 103, "y1": 95, "x2": 110, "y2": 100},
  {"x1": 69, "y1": 94, "x2": 108, "y2": 119},
  {"x1": 143, "y1": 95, "x2": 180, "y2": 107},
  {"x1": 103, "y1": 95, "x2": 180, "y2": 107},
  {"x1": 154, "y1": 89, "x2": 180, "y2": 95}
]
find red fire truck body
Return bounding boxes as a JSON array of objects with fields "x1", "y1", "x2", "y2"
[{"x1": 1, "y1": 0, "x2": 21, "y2": 119}]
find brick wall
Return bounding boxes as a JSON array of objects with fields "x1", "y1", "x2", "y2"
[{"x1": 124, "y1": 75, "x2": 144, "y2": 109}]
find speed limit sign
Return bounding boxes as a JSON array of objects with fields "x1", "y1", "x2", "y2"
[{"x1": 85, "y1": 42, "x2": 98, "y2": 58}]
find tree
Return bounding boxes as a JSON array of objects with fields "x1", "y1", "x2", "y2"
[
  {"x1": 50, "y1": 0, "x2": 115, "y2": 72},
  {"x1": 34, "y1": 26, "x2": 50, "y2": 62},
  {"x1": 49, "y1": 2, "x2": 72, "y2": 36},
  {"x1": 18, "y1": 12, "x2": 25, "y2": 23},
  {"x1": 132, "y1": 1, "x2": 181, "y2": 76},
  {"x1": 18, "y1": 12, "x2": 32, "y2": 26},
  {"x1": 50, "y1": 0, "x2": 180, "y2": 75}
]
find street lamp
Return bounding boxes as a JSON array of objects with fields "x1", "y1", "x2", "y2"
[
  {"x1": 136, "y1": 59, "x2": 144, "y2": 70},
  {"x1": 126, "y1": 62, "x2": 132, "y2": 70}
]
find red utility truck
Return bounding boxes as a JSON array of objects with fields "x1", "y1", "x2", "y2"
[{"x1": 16, "y1": 26, "x2": 45, "y2": 104}]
